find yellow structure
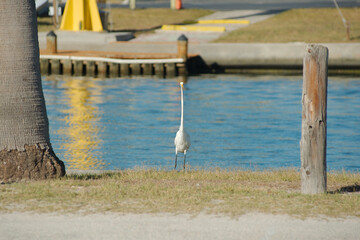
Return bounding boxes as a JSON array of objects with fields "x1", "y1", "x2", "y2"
[{"x1": 60, "y1": 0, "x2": 103, "y2": 32}]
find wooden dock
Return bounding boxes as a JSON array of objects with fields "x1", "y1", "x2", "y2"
[
  {"x1": 40, "y1": 54, "x2": 186, "y2": 77},
  {"x1": 40, "y1": 32, "x2": 190, "y2": 77}
]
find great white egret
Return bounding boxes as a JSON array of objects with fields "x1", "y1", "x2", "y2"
[{"x1": 174, "y1": 82, "x2": 191, "y2": 170}]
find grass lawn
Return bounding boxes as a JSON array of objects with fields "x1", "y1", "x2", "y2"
[
  {"x1": 38, "y1": 8, "x2": 360, "y2": 43},
  {"x1": 1, "y1": 169, "x2": 359, "y2": 218},
  {"x1": 105, "y1": 8, "x2": 213, "y2": 32},
  {"x1": 37, "y1": 8, "x2": 213, "y2": 33},
  {"x1": 215, "y1": 8, "x2": 360, "y2": 43}
]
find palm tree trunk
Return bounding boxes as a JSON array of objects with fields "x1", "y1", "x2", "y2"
[{"x1": 0, "y1": 0, "x2": 65, "y2": 182}]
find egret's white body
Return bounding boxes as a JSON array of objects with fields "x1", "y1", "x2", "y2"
[{"x1": 174, "y1": 82, "x2": 190, "y2": 170}]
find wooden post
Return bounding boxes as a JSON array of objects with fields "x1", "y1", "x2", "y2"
[
  {"x1": 131, "y1": 64, "x2": 141, "y2": 75},
  {"x1": 143, "y1": 64, "x2": 152, "y2": 75},
  {"x1": 177, "y1": 34, "x2": 188, "y2": 61},
  {"x1": 129, "y1": 0, "x2": 136, "y2": 10},
  {"x1": 74, "y1": 61, "x2": 83, "y2": 76},
  {"x1": 177, "y1": 34, "x2": 188, "y2": 76},
  {"x1": 166, "y1": 63, "x2": 176, "y2": 77},
  {"x1": 40, "y1": 59, "x2": 50, "y2": 75},
  {"x1": 46, "y1": 31, "x2": 57, "y2": 54},
  {"x1": 86, "y1": 61, "x2": 96, "y2": 76},
  {"x1": 51, "y1": 59, "x2": 60, "y2": 75},
  {"x1": 154, "y1": 63, "x2": 164, "y2": 77},
  {"x1": 62, "y1": 59, "x2": 72, "y2": 75},
  {"x1": 109, "y1": 63, "x2": 119, "y2": 77},
  {"x1": 300, "y1": 44, "x2": 329, "y2": 194},
  {"x1": 120, "y1": 64, "x2": 129, "y2": 76},
  {"x1": 97, "y1": 62, "x2": 107, "y2": 76}
]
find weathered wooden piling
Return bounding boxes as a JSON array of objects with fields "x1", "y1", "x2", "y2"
[
  {"x1": 143, "y1": 64, "x2": 152, "y2": 75},
  {"x1": 131, "y1": 63, "x2": 141, "y2": 75},
  {"x1": 177, "y1": 34, "x2": 188, "y2": 61},
  {"x1": 86, "y1": 61, "x2": 96, "y2": 76},
  {"x1": 109, "y1": 63, "x2": 119, "y2": 77},
  {"x1": 177, "y1": 34, "x2": 188, "y2": 76},
  {"x1": 166, "y1": 63, "x2": 176, "y2": 77},
  {"x1": 51, "y1": 59, "x2": 61, "y2": 74},
  {"x1": 300, "y1": 44, "x2": 329, "y2": 194},
  {"x1": 46, "y1": 31, "x2": 57, "y2": 54},
  {"x1": 40, "y1": 59, "x2": 49, "y2": 75},
  {"x1": 120, "y1": 64, "x2": 130, "y2": 76},
  {"x1": 74, "y1": 61, "x2": 83, "y2": 76},
  {"x1": 63, "y1": 59, "x2": 72, "y2": 75},
  {"x1": 155, "y1": 63, "x2": 164, "y2": 77},
  {"x1": 97, "y1": 62, "x2": 107, "y2": 76}
]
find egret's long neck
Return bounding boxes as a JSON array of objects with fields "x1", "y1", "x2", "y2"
[{"x1": 180, "y1": 86, "x2": 184, "y2": 130}]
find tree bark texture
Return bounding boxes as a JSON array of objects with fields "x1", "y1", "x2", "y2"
[
  {"x1": 0, "y1": 0, "x2": 65, "y2": 182},
  {"x1": 300, "y1": 44, "x2": 328, "y2": 194}
]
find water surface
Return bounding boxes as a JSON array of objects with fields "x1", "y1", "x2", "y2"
[{"x1": 42, "y1": 74, "x2": 360, "y2": 171}]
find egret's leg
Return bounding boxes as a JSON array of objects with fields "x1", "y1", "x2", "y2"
[
  {"x1": 183, "y1": 150, "x2": 187, "y2": 171},
  {"x1": 175, "y1": 151, "x2": 178, "y2": 169}
]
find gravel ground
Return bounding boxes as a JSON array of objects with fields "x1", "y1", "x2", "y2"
[{"x1": 1, "y1": 212, "x2": 359, "y2": 240}]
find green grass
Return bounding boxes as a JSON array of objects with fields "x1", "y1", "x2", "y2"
[
  {"x1": 38, "y1": 8, "x2": 360, "y2": 43},
  {"x1": 1, "y1": 169, "x2": 359, "y2": 218},
  {"x1": 215, "y1": 8, "x2": 360, "y2": 43},
  {"x1": 37, "y1": 8, "x2": 213, "y2": 33},
  {"x1": 105, "y1": 8, "x2": 213, "y2": 32}
]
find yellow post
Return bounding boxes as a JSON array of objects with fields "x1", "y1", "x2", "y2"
[{"x1": 60, "y1": 0, "x2": 103, "y2": 32}]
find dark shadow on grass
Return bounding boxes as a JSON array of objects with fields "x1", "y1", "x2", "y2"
[{"x1": 328, "y1": 184, "x2": 360, "y2": 194}]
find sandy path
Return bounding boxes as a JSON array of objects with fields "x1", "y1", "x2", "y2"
[{"x1": 1, "y1": 212, "x2": 359, "y2": 240}]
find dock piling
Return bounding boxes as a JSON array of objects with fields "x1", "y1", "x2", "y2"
[
  {"x1": 62, "y1": 59, "x2": 72, "y2": 75},
  {"x1": 300, "y1": 44, "x2": 329, "y2": 194},
  {"x1": 86, "y1": 61, "x2": 96, "y2": 76},
  {"x1": 143, "y1": 64, "x2": 153, "y2": 75},
  {"x1": 51, "y1": 59, "x2": 61, "y2": 75},
  {"x1": 109, "y1": 63, "x2": 119, "y2": 77},
  {"x1": 40, "y1": 59, "x2": 50, "y2": 75},
  {"x1": 74, "y1": 61, "x2": 84, "y2": 76},
  {"x1": 131, "y1": 64, "x2": 141, "y2": 75},
  {"x1": 120, "y1": 64, "x2": 130, "y2": 76},
  {"x1": 46, "y1": 31, "x2": 57, "y2": 54},
  {"x1": 166, "y1": 63, "x2": 176, "y2": 77},
  {"x1": 97, "y1": 62, "x2": 107, "y2": 76},
  {"x1": 154, "y1": 63, "x2": 164, "y2": 77},
  {"x1": 177, "y1": 34, "x2": 188, "y2": 76}
]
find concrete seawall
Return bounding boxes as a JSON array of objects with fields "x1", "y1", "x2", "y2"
[
  {"x1": 189, "y1": 43, "x2": 360, "y2": 73},
  {"x1": 38, "y1": 32, "x2": 360, "y2": 75}
]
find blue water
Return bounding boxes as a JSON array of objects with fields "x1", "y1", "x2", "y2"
[{"x1": 42, "y1": 74, "x2": 360, "y2": 171}]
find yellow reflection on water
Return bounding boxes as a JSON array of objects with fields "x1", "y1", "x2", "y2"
[{"x1": 59, "y1": 77, "x2": 105, "y2": 170}]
